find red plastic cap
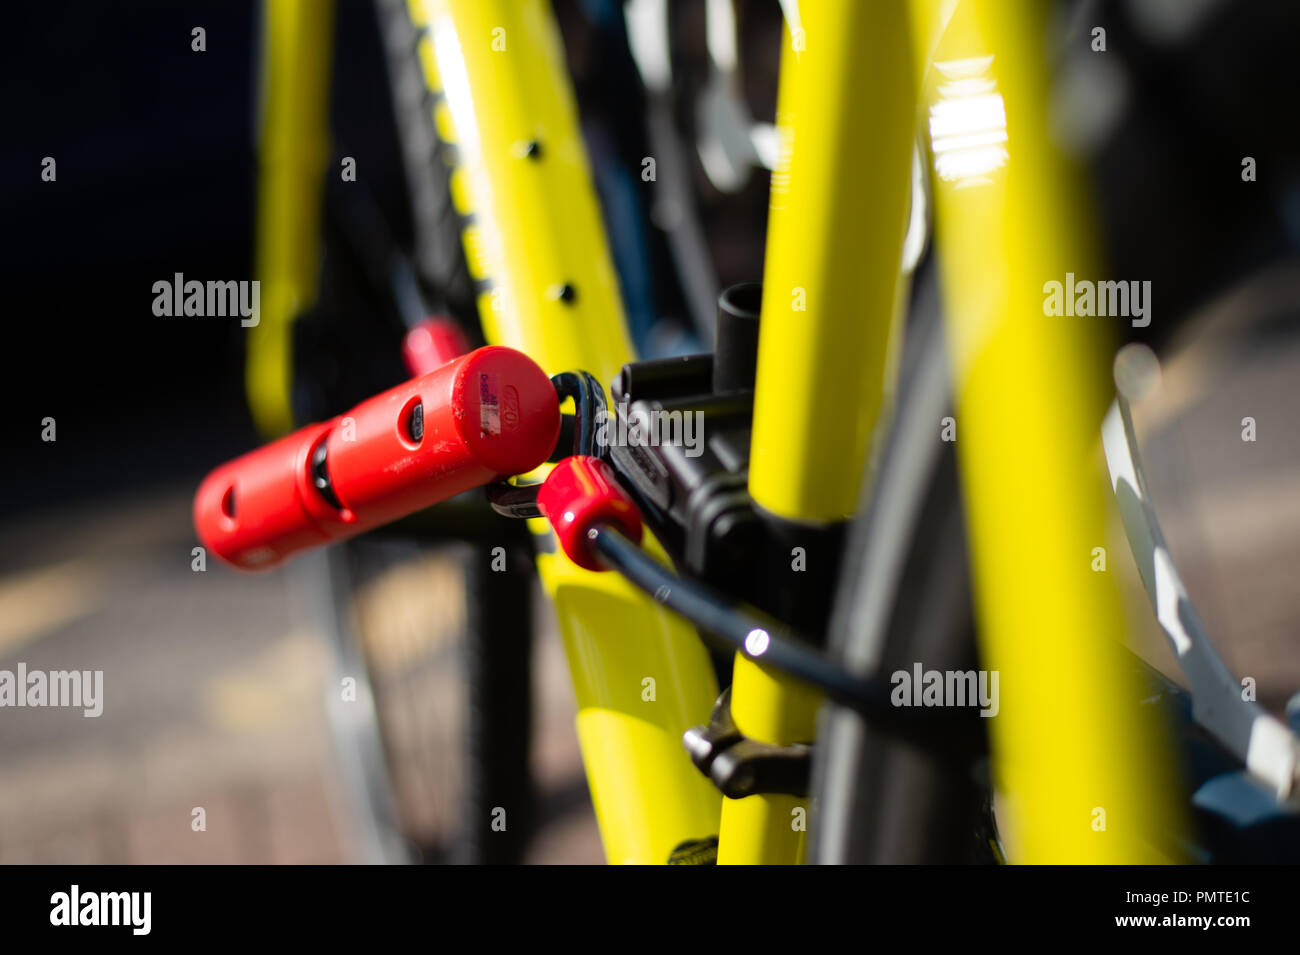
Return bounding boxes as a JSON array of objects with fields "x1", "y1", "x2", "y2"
[
  {"x1": 194, "y1": 346, "x2": 561, "y2": 570},
  {"x1": 537, "y1": 455, "x2": 643, "y2": 571}
]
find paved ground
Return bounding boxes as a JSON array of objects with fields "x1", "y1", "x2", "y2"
[
  {"x1": 0, "y1": 493, "x2": 602, "y2": 863},
  {"x1": 1121, "y1": 316, "x2": 1300, "y2": 711},
  {"x1": 0, "y1": 315, "x2": 1295, "y2": 864}
]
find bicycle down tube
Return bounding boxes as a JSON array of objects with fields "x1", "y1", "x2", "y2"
[
  {"x1": 729, "y1": 0, "x2": 919, "y2": 864},
  {"x1": 915, "y1": 0, "x2": 1186, "y2": 861},
  {"x1": 413, "y1": 0, "x2": 721, "y2": 864}
]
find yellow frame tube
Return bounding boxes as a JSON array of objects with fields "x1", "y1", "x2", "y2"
[
  {"x1": 248, "y1": 0, "x2": 335, "y2": 437},
  {"x1": 417, "y1": 0, "x2": 720, "y2": 864},
  {"x1": 921, "y1": 0, "x2": 1183, "y2": 861},
  {"x1": 724, "y1": 0, "x2": 918, "y2": 864}
]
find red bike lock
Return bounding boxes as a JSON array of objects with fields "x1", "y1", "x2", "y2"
[
  {"x1": 195, "y1": 345, "x2": 561, "y2": 570},
  {"x1": 537, "y1": 455, "x2": 643, "y2": 571}
]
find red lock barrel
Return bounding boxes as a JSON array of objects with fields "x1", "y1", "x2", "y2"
[{"x1": 195, "y1": 346, "x2": 560, "y2": 570}]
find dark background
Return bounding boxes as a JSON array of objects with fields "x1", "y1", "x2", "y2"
[
  {"x1": 1, "y1": 1, "x2": 408, "y2": 526},
  {"x1": 4, "y1": 0, "x2": 1300, "y2": 528}
]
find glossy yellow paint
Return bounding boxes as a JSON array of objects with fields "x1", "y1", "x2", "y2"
[
  {"x1": 907, "y1": 0, "x2": 962, "y2": 91},
  {"x1": 416, "y1": 0, "x2": 721, "y2": 863},
  {"x1": 748, "y1": 0, "x2": 917, "y2": 524},
  {"x1": 534, "y1": 534, "x2": 722, "y2": 865},
  {"x1": 718, "y1": 658, "x2": 822, "y2": 864},
  {"x1": 247, "y1": 0, "x2": 335, "y2": 437},
  {"x1": 921, "y1": 0, "x2": 1184, "y2": 861},
  {"x1": 416, "y1": 0, "x2": 634, "y2": 386},
  {"x1": 724, "y1": 0, "x2": 918, "y2": 865}
]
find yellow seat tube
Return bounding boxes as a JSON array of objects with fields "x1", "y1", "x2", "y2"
[
  {"x1": 723, "y1": 0, "x2": 918, "y2": 864},
  {"x1": 922, "y1": 0, "x2": 1184, "y2": 862},
  {"x1": 418, "y1": 0, "x2": 720, "y2": 863},
  {"x1": 418, "y1": 0, "x2": 634, "y2": 387},
  {"x1": 248, "y1": 0, "x2": 335, "y2": 437}
]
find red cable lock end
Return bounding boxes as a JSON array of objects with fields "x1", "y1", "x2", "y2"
[{"x1": 536, "y1": 456, "x2": 643, "y2": 571}]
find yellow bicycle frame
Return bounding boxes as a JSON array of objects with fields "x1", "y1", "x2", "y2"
[
  {"x1": 915, "y1": 0, "x2": 1184, "y2": 861},
  {"x1": 249, "y1": 0, "x2": 335, "y2": 438},
  {"x1": 252, "y1": 0, "x2": 1186, "y2": 863},
  {"x1": 729, "y1": 0, "x2": 918, "y2": 864},
  {"x1": 729, "y1": 0, "x2": 1183, "y2": 865},
  {"x1": 414, "y1": 0, "x2": 720, "y2": 864}
]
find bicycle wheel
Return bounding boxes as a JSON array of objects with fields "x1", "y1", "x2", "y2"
[
  {"x1": 333, "y1": 534, "x2": 534, "y2": 863},
  {"x1": 373, "y1": 0, "x2": 477, "y2": 329},
  {"x1": 294, "y1": 0, "x2": 537, "y2": 864},
  {"x1": 809, "y1": 268, "x2": 999, "y2": 864}
]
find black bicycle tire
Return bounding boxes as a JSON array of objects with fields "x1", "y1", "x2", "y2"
[
  {"x1": 461, "y1": 540, "x2": 536, "y2": 864},
  {"x1": 809, "y1": 266, "x2": 998, "y2": 864},
  {"x1": 313, "y1": 0, "x2": 534, "y2": 865},
  {"x1": 372, "y1": 0, "x2": 478, "y2": 328},
  {"x1": 338, "y1": 533, "x2": 534, "y2": 864}
]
